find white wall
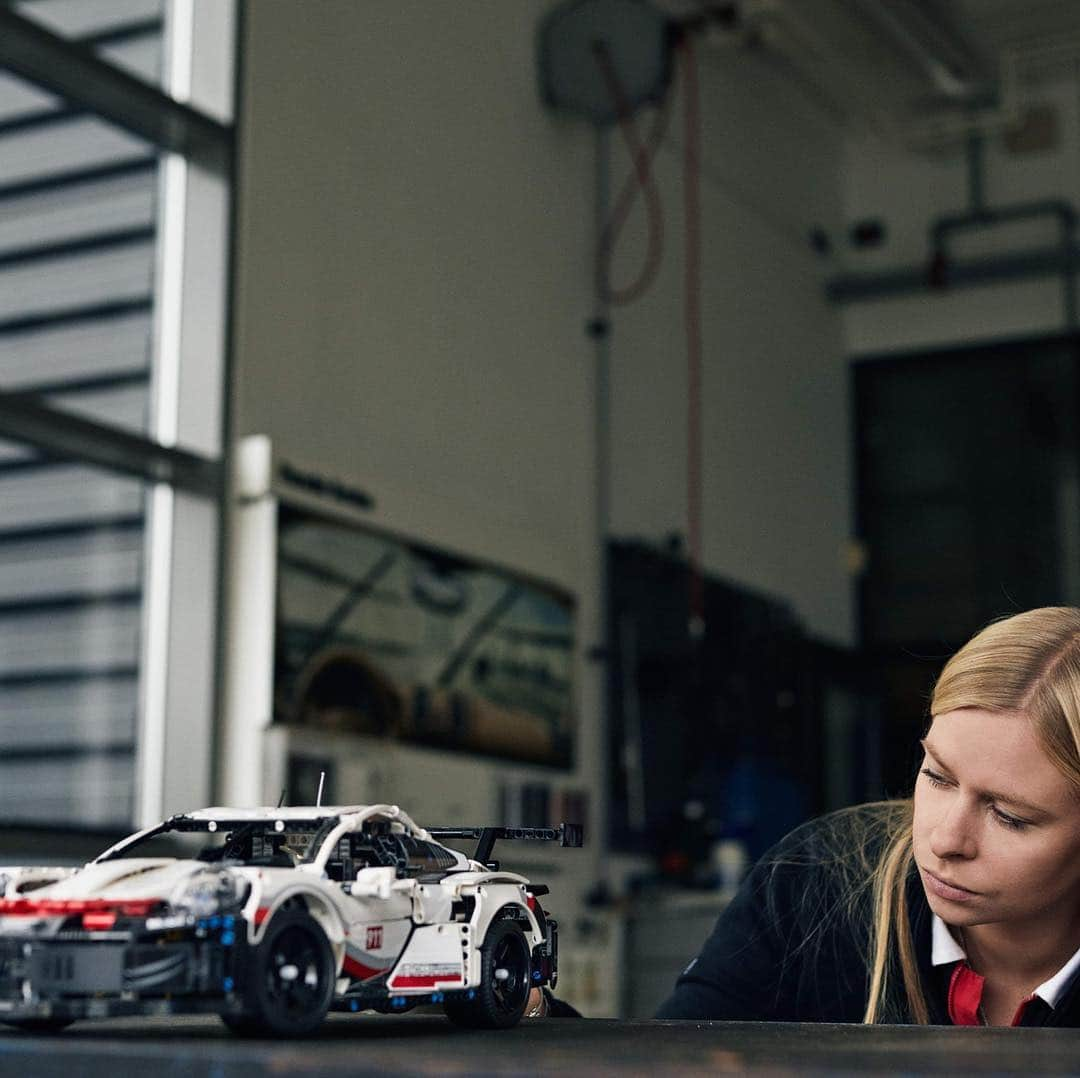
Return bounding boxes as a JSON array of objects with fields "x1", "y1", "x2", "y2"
[
  {"x1": 233, "y1": 0, "x2": 853, "y2": 640},
  {"x1": 606, "y1": 45, "x2": 850, "y2": 643},
  {"x1": 234, "y1": 3, "x2": 595, "y2": 593},
  {"x1": 841, "y1": 73, "x2": 1080, "y2": 356}
]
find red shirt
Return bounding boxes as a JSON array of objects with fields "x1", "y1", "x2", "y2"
[
  {"x1": 946, "y1": 962, "x2": 1036, "y2": 1026},
  {"x1": 933, "y1": 915, "x2": 1080, "y2": 1026}
]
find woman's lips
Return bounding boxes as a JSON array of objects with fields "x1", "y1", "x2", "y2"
[{"x1": 921, "y1": 867, "x2": 979, "y2": 902}]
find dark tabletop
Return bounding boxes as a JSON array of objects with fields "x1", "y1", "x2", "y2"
[{"x1": 1, "y1": 1014, "x2": 1078, "y2": 1077}]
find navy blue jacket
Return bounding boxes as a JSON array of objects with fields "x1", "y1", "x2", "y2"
[{"x1": 654, "y1": 806, "x2": 1080, "y2": 1026}]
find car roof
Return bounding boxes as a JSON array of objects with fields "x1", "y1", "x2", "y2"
[
  {"x1": 181, "y1": 805, "x2": 373, "y2": 822},
  {"x1": 93, "y1": 804, "x2": 434, "y2": 864},
  {"x1": 175, "y1": 803, "x2": 429, "y2": 837}
]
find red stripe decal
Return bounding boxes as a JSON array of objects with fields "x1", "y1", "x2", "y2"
[
  {"x1": 342, "y1": 955, "x2": 384, "y2": 981},
  {"x1": 389, "y1": 974, "x2": 463, "y2": 989},
  {"x1": 0, "y1": 898, "x2": 159, "y2": 917}
]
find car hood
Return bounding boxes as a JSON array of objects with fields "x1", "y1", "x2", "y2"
[{"x1": 25, "y1": 858, "x2": 213, "y2": 901}]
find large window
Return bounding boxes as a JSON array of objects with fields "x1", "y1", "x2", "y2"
[{"x1": 0, "y1": 1, "x2": 234, "y2": 828}]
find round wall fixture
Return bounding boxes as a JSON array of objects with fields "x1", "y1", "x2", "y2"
[{"x1": 538, "y1": 0, "x2": 673, "y2": 126}]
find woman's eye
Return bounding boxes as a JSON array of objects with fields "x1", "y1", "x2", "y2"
[
  {"x1": 920, "y1": 768, "x2": 949, "y2": 789},
  {"x1": 993, "y1": 808, "x2": 1029, "y2": 831}
]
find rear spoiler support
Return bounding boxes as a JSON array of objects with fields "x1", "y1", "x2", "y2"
[{"x1": 428, "y1": 823, "x2": 584, "y2": 864}]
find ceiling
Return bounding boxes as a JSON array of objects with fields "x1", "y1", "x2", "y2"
[{"x1": 670, "y1": 0, "x2": 1080, "y2": 144}]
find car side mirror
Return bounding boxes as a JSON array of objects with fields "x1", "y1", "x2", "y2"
[{"x1": 348, "y1": 866, "x2": 396, "y2": 899}]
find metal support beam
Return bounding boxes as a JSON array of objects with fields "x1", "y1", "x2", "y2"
[
  {"x1": 0, "y1": 7, "x2": 231, "y2": 173},
  {"x1": 827, "y1": 244, "x2": 1080, "y2": 304},
  {"x1": 850, "y1": 0, "x2": 990, "y2": 99},
  {"x1": 0, "y1": 389, "x2": 222, "y2": 497}
]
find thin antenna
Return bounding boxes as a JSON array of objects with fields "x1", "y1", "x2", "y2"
[
  {"x1": 277, "y1": 788, "x2": 287, "y2": 808},
  {"x1": 316, "y1": 771, "x2": 326, "y2": 808}
]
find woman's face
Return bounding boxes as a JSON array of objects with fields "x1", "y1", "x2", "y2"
[{"x1": 912, "y1": 707, "x2": 1080, "y2": 930}]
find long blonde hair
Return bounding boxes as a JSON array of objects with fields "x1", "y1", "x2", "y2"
[{"x1": 862, "y1": 607, "x2": 1080, "y2": 1023}]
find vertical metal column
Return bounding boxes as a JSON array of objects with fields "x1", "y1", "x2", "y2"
[
  {"x1": 593, "y1": 125, "x2": 612, "y2": 570},
  {"x1": 593, "y1": 125, "x2": 646, "y2": 838}
]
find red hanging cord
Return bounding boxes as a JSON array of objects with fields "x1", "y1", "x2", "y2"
[
  {"x1": 592, "y1": 40, "x2": 670, "y2": 306},
  {"x1": 592, "y1": 32, "x2": 705, "y2": 633}
]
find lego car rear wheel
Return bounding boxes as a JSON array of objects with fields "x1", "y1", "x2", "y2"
[
  {"x1": 222, "y1": 910, "x2": 335, "y2": 1036},
  {"x1": 444, "y1": 918, "x2": 532, "y2": 1029}
]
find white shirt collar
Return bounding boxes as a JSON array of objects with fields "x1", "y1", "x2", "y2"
[
  {"x1": 930, "y1": 913, "x2": 1080, "y2": 1009},
  {"x1": 930, "y1": 915, "x2": 965, "y2": 966}
]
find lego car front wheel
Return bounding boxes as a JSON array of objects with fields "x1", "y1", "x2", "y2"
[
  {"x1": 444, "y1": 918, "x2": 532, "y2": 1029},
  {"x1": 222, "y1": 910, "x2": 336, "y2": 1037}
]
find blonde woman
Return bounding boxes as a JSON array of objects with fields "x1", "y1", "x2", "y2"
[{"x1": 654, "y1": 607, "x2": 1080, "y2": 1025}]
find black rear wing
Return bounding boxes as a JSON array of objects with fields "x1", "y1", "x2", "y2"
[{"x1": 428, "y1": 823, "x2": 584, "y2": 865}]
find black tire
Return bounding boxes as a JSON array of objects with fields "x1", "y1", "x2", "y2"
[
  {"x1": 218, "y1": 1012, "x2": 264, "y2": 1036},
  {"x1": 444, "y1": 918, "x2": 532, "y2": 1030},
  {"x1": 225, "y1": 910, "x2": 336, "y2": 1037},
  {"x1": 2, "y1": 1018, "x2": 73, "y2": 1033}
]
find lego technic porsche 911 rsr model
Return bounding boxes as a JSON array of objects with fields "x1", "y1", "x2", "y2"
[{"x1": 0, "y1": 803, "x2": 582, "y2": 1035}]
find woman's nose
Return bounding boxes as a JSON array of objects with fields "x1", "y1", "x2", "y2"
[{"x1": 929, "y1": 802, "x2": 978, "y2": 860}]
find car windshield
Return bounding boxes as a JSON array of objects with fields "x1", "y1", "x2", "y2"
[{"x1": 97, "y1": 816, "x2": 339, "y2": 866}]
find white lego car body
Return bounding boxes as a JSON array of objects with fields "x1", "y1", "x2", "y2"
[{"x1": 0, "y1": 804, "x2": 578, "y2": 1035}]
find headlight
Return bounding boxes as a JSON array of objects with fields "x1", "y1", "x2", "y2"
[{"x1": 170, "y1": 869, "x2": 249, "y2": 919}]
